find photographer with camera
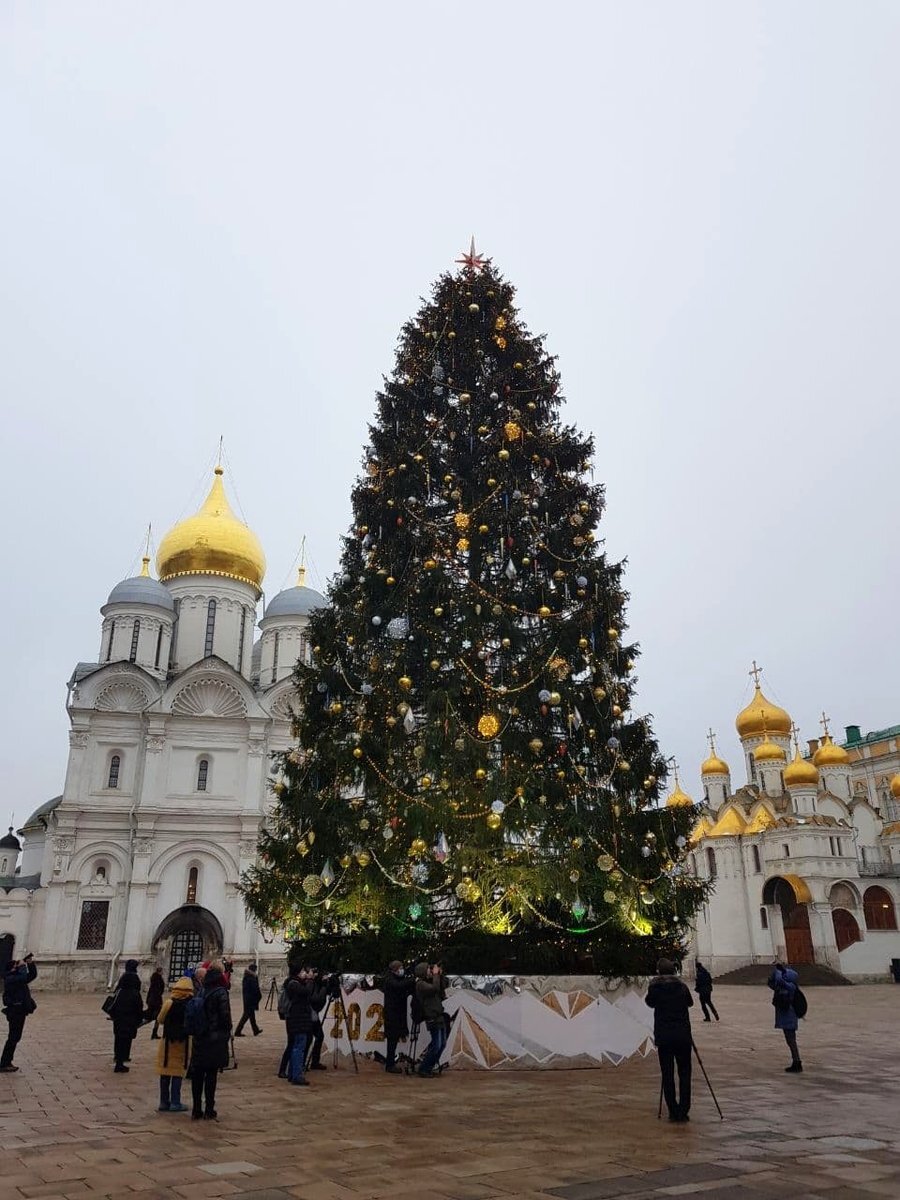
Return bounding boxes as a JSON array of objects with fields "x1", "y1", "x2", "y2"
[
  {"x1": 414, "y1": 962, "x2": 447, "y2": 1078},
  {"x1": 382, "y1": 960, "x2": 413, "y2": 1075},
  {"x1": 305, "y1": 969, "x2": 331, "y2": 1071},
  {"x1": 281, "y1": 965, "x2": 326, "y2": 1086},
  {"x1": 1, "y1": 952, "x2": 37, "y2": 1073}
]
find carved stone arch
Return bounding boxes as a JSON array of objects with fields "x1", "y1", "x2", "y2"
[
  {"x1": 172, "y1": 678, "x2": 247, "y2": 719},
  {"x1": 148, "y1": 840, "x2": 239, "y2": 886},
  {"x1": 269, "y1": 687, "x2": 299, "y2": 722},
  {"x1": 68, "y1": 841, "x2": 131, "y2": 883},
  {"x1": 95, "y1": 680, "x2": 150, "y2": 712}
]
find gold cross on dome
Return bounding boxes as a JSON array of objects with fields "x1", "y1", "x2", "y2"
[
  {"x1": 820, "y1": 711, "x2": 832, "y2": 738},
  {"x1": 749, "y1": 660, "x2": 763, "y2": 687},
  {"x1": 791, "y1": 722, "x2": 802, "y2": 751},
  {"x1": 706, "y1": 728, "x2": 717, "y2": 754},
  {"x1": 456, "y1": 236, "x2": 487, "y2": 272}
]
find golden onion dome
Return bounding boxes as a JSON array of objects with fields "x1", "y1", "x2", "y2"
[
  {"x1": 890, "y1": 774, "x2": 900, "y2": 800},
  {"x1": 783, "y1": 748, "x2": 819, "y2": 789},
  {"x1": 735, "y1": 686, "x2": 792, "y2": 739},
  {"x1": 666, "y1": 778, "x2": 694, "y2": 808},
  {"x1": 701, "y1": 753, "x2": 730, "y2": 777},
  {"x1": 812, "y1": 736, "x2": 850, "y2": 768},
  {"x1": 157, "y1": 467, "x2": 266, "y2": 592},
  {"x1": 754, "y1": 737, "x2": 787, "y2": 763}
]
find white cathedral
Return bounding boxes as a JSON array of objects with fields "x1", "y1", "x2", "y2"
[
  {"x1": 0, "y1": 466, "x2": 323, "y2": 988},
  {"x1": 679, "y1": 677, "x2": 900, "y2": 981}
]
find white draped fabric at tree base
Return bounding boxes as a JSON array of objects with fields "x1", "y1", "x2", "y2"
[{"x1": 322, "y1": 976, "x2": 655, "y2": 1070}]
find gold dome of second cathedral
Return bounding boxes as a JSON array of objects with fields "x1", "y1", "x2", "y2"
[
  {"x1": 735, "y1": 686, "x2": 792, "y2": 739},
  {"x1": 157, "y1": 467, "x2": 266, "y2": 591}
]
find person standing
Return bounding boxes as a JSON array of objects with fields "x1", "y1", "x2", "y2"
[
  {"x1": 645, "y1": 958, "x2": 693, "y2": 1123},
  {"x1": 694, "y1": 962, "x2": 719, "y2": 1022},
  {"x1": 188, "y1": 963, "x2": 232, "y2": 1120},
  {"x1": 0, "y1": 954, "x2": 37, "y2": 1073},
  {"x1": 234, "y1": 963, "x2": 262, "y2": 1037},
  {"x1": 111, "y1": 971, "x2": 143, "y2": 1072},
  {"x1": 154, "y1": 976, "x2": 193, "y2": 1112},
  {"x1": 283, "y1": 966, "x2": 316, "y2": 1086},
  {"x1": 414, "y1": 963, "x2": 446, "y2": 1078},
  {"x1": 145, "y1": 967, "x2": 165, "y2": 1039},
  {"x1": 769, "y1": 963, "x2": 802, "y2": 1073},
  {"x1": 382, "y1": 961, "x2": 412, "y2": 1074},
  {"x1": 306, "y1": 976, "x2": 328, "y2": 1071}
]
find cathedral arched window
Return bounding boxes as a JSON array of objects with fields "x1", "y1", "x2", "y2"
[
  {"x1": 186, "y1": 865, "x2": 199, "y2": 904},
  {"x1": 196, "y1": 758, "x2": 209, "y2": 792},
  {"x1": 237, "y1": 607, "x2": 247, "y2": 673},
  {"x1": 154, "y1": 625, "x2": 164, "y2": 669},
  {"x1": 705, "y1": 847, "x2": 717, "y2": 878},
  {"x1": 271, "y1": 631, "x2": 280, "y2": 683},
  {"x1": 759, "y1": 906, "x2": 768, "y2": 929},
  {"x1": 751, "y1": 845, "x2": 762, "y2": 874},
  {"x1": 863, "y1": 886, "x2": 897, "y2": 931},
  {"x1": 129, "y1": 619, "x2": 140, "y2": 663},
  {"x1": 204, "y1": 599, "x2": 217, "y2": 658},
  {"x1": 169, "y1": 599, "x2": 181, "y2": 670},
  {"x1": 107, "y1": 754, "x2": 121, "y2": 789},
  {"x1": 105, "y1": 620, "x2": 116, "y2": 662}
]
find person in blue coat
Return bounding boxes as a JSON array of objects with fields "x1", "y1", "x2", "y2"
[{"x1": 768, "y1": 964, "x2": 802, "y2": 1073}]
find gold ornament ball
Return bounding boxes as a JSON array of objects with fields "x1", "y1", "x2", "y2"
[
  {"x1": 478, "y1": 524, "x2": 489, "y2": 535},
  {"x1": 607, "y1": 628, "x2": 619, "y2": 640},
  {"x1": 572, "y1": 836, "x2": 584, "y2": 848},
  {"x1": 295, "y1": 839, "x2": 307, "y2": 855},
  {"x1": 356, "y1": 850, "x2": 371, "y2": 867},
  {"x1": 529, "y1": 737, "x2": 544, "y2": 754},
  {"x1": 330, "y1": 701, "x2": 343, "y2": 715},
  {"x1": 569, "y1": 870, "x2": 580, "y2": 882},
  {"x1": 603, "y1": 889, "x2": 617, "y2": 904},
  {"x1": 612, "y1": 704, "x2": 622, "y2": 717},
  {"x1": 386, "y1": 716, "x2": 397, "y2": 728},
  {"x1": 352, "y1": 747, "x2": 363, "y2": 759},
  {"x1": 410, "y1": 837, "x2": 428, "y2": 856},
  {"x1": 386, "y1": 576, "x2": 396, "y2": 586},
  {"x1": 424, "y1": 558, "x2": 437, "y2": 571},
  {"x1": 578, "y1": 637, "x2": 589, "y2": 649},
  {"x1": 487, "y1": 812, "x2": 502, "y2": 830},
  {"x1": 474, "y1": 767, "x2": 487, "y2": 781},
  {"x1": 468, "y1": 303, "x2": 480, "y2": 313},
  {"x1": 538, "y1": 605, "x2": 551, "y2": 618},
  {"x1": 359, "y1": 818, "x2": 370, "y2": 830},
  {"x1": 514, "y1": 361, "x2": 524, "y2": 369},
  {"x1": 487, "y1": 477, "x2": 497, "y2": 487},
  {"x1": 429, "y1": 659, "x2": 441, "y2": 671},
  {"x1": 420, "y1": 775, "x2": 432, "y2": 789},
  {"x1": 460, "y1": 392, "x2": 472, "y2": 403},
  {"x1": 617, "y1": 760, "x2": 631, "y2": 772},
  {"x1": 593, "y1": 686, "x2": 607, "y2": 701},
  {"x1": 498, "y1": 448, "x2": 510, "y2": 461},
  {"x1": 339, "y1": 854, "x2": 352, "y2": 869},
  {"x1": 556, "y1": 769, "x2": 566, "y2": 780},
  {"x1": 456, "y1": 537, "x2": 470, "y2": 552},
  {"x1": 501, "y1": 637, "x2": 511, "y2": 648},
  {"x1": 398, "y1": 676, "x2": 413, "y2": 691},
  {"x1": 455, "y1": 880, "x2": 471, "y2": 900},
  {"x1": 477, "y1": 713, "x2": 501, "y2": 738},
  {"x1": 433, "y1": 606, "x2": 444, "y2": 617},
  {"x1": 549, "y1": 691, "x2": 562, "y2": 707},
  {"x1": 454, "y1": 737, "x2": 466, "y2": 751},
  {"x1": 454, "y1": 512, "x2": 470, "y2": 530},
  {"x1": 597, "y1": 853, "x2": 615, "y2": 871}
]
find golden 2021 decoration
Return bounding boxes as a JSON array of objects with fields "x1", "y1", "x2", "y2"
[{"x1": 477, "y1": 713, "x2": 501, "y2": 739}]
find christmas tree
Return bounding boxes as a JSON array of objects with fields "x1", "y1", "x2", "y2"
[{"x1": 243, "y1": 243, "x2": 706, "y2": 969}]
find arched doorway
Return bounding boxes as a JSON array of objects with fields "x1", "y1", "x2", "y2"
[
  {"x1": 152, "y1": 905, "x2": 224, "y2": 981},
  {"x1": 832, "y1": 908, "x2": 861, "y2": 952},
  {"x1": 763, "y1": 876, "x2": 815, "y2": 964},
  {"x1": 0, "y1": 933, "x2": 14, "y2": 975}
]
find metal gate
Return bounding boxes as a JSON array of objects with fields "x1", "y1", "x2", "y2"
[{"x1": 169, "y1": 929, "x2": 204, "y2": 981}]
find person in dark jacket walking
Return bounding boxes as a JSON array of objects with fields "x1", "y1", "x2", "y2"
[
  {"x1": 414, "y1": 962, "x2": 446, "y2": 1078},
  {"x1": 1, "y1": 954, "x2": 37, "y2": 1072},
  {"x1": 645, "y1": 959, "x2": 693, "y2": 1122},
  {"x1": 111, "y1": 972, "x2": 144, "y2": 1072},
  {"x1": 768, "y1": 964, "x2": 802, "y2": 1072},
  {"x1": 234, "y1": 964, "x2": 263, "y2": 1037},
  {"x1": 382, "y1": 961, "x2": 412, "y2": 1074},
  {"x1": 694, "y1": 962, "x2": 719, "y2": 1022},
  {"x1": 145, "y1": 967, "x2": 165, "y2": 1038},
  {"x1": 189, "y1": 964, "x2": 232, "y2": 1120}
]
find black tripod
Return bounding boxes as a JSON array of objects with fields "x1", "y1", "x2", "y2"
[
  {"x1": 655, "y1": 1039, "x2": 724, "y2": 1120},
  {"x1": 321, "y1": 981, "x2": 359, "y2": 1073},
  {"x1": 265, "y1": 977, "x2": 278, "y2": 1012}
]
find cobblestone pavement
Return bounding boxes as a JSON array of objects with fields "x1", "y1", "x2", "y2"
[{"x1": 2, "y1": 985, "x2": 898, "y2": 1200}]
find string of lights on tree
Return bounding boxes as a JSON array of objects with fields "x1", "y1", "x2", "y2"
[{"x1": 241, "y1": 241, "x2": 709, "y2": 951}]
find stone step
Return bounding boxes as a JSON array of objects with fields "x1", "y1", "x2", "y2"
[{"x1": 713, "y1": 962, "x2": 853, "y2": 986}]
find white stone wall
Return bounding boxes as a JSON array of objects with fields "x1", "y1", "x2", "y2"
[{"x1": 166, "y1": 578, "x2": 259, "y2": 677}]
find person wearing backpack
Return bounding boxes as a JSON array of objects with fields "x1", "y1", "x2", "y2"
[
  {"x1": 111, "y1": 969, "x2": 144, "y2": 1073},
  {"x1": 154, "y1": 976, "x2": 193, "y2": 1111},
  {"x1": 187, "y1": 963, "x2": 232, "y2": 1120},
  {"x1": 768, "y1": 963, "x2": 803, "y2": 1073}
]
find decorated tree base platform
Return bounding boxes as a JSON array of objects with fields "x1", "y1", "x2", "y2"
[{"x1": 326, "y1": 975, "x2": 655, "y2": 1071}]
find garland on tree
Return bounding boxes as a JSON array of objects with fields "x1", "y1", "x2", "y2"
[{"x1": 242, "y1": 244, "x2": 708, "y2": 962}]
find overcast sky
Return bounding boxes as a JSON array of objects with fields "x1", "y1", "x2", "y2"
[{"x1": 2, "y1": 2, "x2": 899, "y2": 838}]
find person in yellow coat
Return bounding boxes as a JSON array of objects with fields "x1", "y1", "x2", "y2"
[{"x1": 154, "y1": 976, "x2": 193, "y2": 1112}]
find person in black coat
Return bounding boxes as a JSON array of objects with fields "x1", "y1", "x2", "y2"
[
  {"x1": 234, "y1": 964, "x2": 263, "y2": 1037},
  {"x1": 382, "y1": 961, "x2": 413, "y2": 1074},
  {"x1": 144, "y1": 968, "x2": 165, "y2": 1039},
  {"x1": 694, "y1": 962, "x2": 719, "y2": 1022},
  {"x1": 1, "y1": 955, "x2": 38, "y2": 1072},
  {"x1": 111, "y1": 972, "x2": 144, "y2": 1072},
  {"x1": 281, "y1": 966, "x2": 325, "y2": 1085},
  {"x1": 645, "y1": 958, "x2": 693, "y2": 1122},
  {"x1": 189, "y1": 965, "x2": 232, "y2": 1120}
]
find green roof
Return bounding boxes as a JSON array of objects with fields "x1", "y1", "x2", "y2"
[{"x1": 844, "y1": 724, "x2": 900, "y2": 747}]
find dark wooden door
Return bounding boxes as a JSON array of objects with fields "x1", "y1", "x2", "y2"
[
  {"x1": 832, "y1": 908, "x2": 861, "y2": 952},
  {"x1": 783, "y1": 903, "x2": 815, "y2": 964}
]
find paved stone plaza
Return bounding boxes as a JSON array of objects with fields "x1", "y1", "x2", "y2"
[{"x1": 1, "y1": 984, "x2": 898, "y2": 1200}]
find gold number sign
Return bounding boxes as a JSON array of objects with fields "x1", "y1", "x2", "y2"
[{"x1": 365, "y1": 1002, "x2": 385, "y2": 1042}]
